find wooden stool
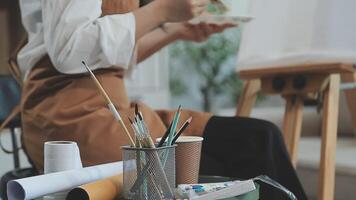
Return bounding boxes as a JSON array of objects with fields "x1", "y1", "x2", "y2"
[{"x1": 235, "y1": 63, "x2": 356, "y2": 200}]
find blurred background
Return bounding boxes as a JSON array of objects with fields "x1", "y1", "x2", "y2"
[{"x1": 0, "y1": 0, "x2": 355, "y2": 199}]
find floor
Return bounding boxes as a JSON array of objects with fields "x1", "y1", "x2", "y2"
[{"x1": 297, "y1": 137, "x2": 356, "y2": 200}]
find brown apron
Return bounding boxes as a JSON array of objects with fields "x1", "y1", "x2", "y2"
[{"x1": 20, "y1": 0, "x2": 212, "y2": 172}]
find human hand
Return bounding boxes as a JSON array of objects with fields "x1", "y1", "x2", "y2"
[
  {"x1": 157, "y1": 0, "x2": 209, "y2": 22},
  {"x1": 165, "y1": 22, "x2": 236, "y2": 42}
]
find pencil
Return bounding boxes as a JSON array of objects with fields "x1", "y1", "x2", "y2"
[
  {"x1": 167, "y1": 105, "x2": 182, "y2": 145},
  {"x1": 171, "y1": 116, "x2": 192, "y2": 144}
]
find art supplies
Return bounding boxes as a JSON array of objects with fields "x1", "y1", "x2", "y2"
[
  {"x1": 176, "y1": 179, "x2": 256, "y2": 200},
  {"x1": 189, "y1": 15, "x2": 254, "y2": 26},
  {"x1": 7, "y1": 162, "x2": 123, "y2": 200},
  {"x1": 130, "y1": 104, "x2": 155, "y2": 148},
  {"x1": 43, "y1": 141, "x2": 83, "y2": 200},
  {"x1": 44, "y1": 141, "x2": 82, "y2": 174},
  {"x1": 123, "y1": 105, "x2": 179, "y2": 200},
  {"x1": 66, "y1": 174, "x2": 123, "y2": 200},
  {"x1": 157, "y1": 122, "x2": 173, "y2": 147},
  {"x1": 166, "y1": 105, "x2": 182, "y2": 146},
  {"x1": 172, "y1": 116, "x2": 193, "y2": 144},
  {"x1": 122, "y1": 146, "x2": 176, "y2": 200},
  {"x1": 82, "y1": 61, "x2": 135, "y2": 146}
]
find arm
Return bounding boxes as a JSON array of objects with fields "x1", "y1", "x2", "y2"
[
  {"x1": 137, "y1": 25, "x2": 180, "y2": 63},
  {"x1": 42, "y1": 0, "x2": 208, "y2": 74},
  {"x1": 137, "y1": 22, "x2": 236, "y2": 62}
]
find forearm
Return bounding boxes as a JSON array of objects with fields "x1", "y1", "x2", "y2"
[
  {"x1": 133, "y1": 0, "x2": 167, "y2": 40},
  {"x1": 137, "y1": 25, "x2": 180, "y2": 62},
  {"x1": 133, "y1": 0, "x2": 207, "y2": 40}
]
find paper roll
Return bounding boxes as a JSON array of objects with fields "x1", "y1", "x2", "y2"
[
  {"x1": 66, "y1": 174, "x2": 123, "y2": 200},
  {"x1": 43, "y1": 141, "x2": 83, "y2": 200},
  {"x1": 7, "y1": 161, "x2": 123, "y2": 200},
  {"x1": 44, "y1": 141, "x2": 83, "y2": 174}
]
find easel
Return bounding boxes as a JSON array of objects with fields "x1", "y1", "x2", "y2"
[{"x1": 235, "y1": 63, "x2": 356, "y2": 200}]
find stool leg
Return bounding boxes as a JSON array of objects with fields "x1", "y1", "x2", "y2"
[
  {"x1": 283, "y1": 96, "x2": 304, "y2": 167},
  {"x1": 341, "y1": 72, "x2": 356, "y2": 134},
  {"x1": 318, "y1": 74, "x2": 340, "y2": 200},
  {"x1": 289, "y1": 97, "x2": 304, "y2": 167},
  {"x1": 283, "y1": 97, "x2": 294, "y2": 147},
  {"x1": 236, "y1": 79, "x2": 260, "y2": 117}
]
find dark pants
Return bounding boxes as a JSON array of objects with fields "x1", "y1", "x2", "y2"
[{"x1": 200, "y1": 116, "x2": 308, "y2": 200}]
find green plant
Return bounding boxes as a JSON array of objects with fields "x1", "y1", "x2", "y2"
[{"x1": 169, "y1": 29, "x2": 245, "y2": 111}]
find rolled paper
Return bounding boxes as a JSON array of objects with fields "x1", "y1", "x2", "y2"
[
  {"x1": 66, "y1": 174, "x2": 123, "y2": 200},
  {"x1": 7, "y1": 161, "x2": 123, "y2": 200},
  {"x1": 43, "y1": 141, "x2": 83, "y2": 200},
  {"x1": 44, "y1": 141, "x2": 83, "y2": 174}
]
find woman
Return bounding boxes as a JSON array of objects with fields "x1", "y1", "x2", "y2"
[{"x1": 17, "y1": 0, "x2": 307, "y2": 199}]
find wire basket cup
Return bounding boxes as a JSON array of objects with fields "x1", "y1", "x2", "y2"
[{"x1": 122, "y1": 145, "x2": 176, "y2": 200}]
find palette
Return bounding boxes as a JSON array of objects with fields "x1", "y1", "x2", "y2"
[{"x1": 189, "y1": 15, "x2": 254, "y2": 26}]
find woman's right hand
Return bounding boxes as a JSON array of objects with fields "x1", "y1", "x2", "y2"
[{"x1": 158, "y1": 0, "x2": 209, "y2": 22}]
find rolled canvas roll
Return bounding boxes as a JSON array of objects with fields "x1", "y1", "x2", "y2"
[
  {"x1": 44, "y1": 141, "x2": 83, "y2": 174},
  {"x1": 43, "y1": 141, "x2": 83, "y2": 200},
  {"x1": 66, "y1": 174, "x2": 123, "y2": 200},
  {"x1": 7, "y1": 161, "x2": 123, "y2": 200}
]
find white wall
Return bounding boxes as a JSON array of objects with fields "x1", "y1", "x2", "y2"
[{"x1": 125, "y1": 49, "x2": 170, "y2": 109}]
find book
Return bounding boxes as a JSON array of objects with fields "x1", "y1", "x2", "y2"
[{"x1": 176, "y1": 179, "x2": 256, "y2": 200}]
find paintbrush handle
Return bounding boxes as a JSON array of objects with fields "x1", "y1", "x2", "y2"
[
  {"x1": 108, "y1": 103, "x2": 135, "y2": 146},
  {"x1": 83, "y1": 61, "x2": 112, "y2": 104},
  {"x1": 119, "y1": 120, "x2": 135, "y2": 146},
  {"x1": 83, "y1": 61, "x2": 135, "y2": 146},
  {"x1": 157, "y1": 122, "x2": 172, "y2": 147}
]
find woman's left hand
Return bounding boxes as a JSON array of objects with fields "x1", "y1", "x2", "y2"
[{"x1": 164, "y1": 22, "x2": 236, "y2": 42}]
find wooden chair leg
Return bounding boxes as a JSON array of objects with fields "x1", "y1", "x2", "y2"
[
  {"x1": 318, "y1": 74, "x2": 340, "y2": 200},
  {"x1": 289, "y1": 97, "x2": 303, "y2": 167},
  {"x1": 283, "y1": 96, "x2": 304, "y2": 167},
  {"x1": 341, "y1": 72, "x2": 356, "y2": 134},
  {"x1": 283, "y1": 98, "x2": 294, "y2": 148},
  {"x1": 236, "y1": 79, "x2": 260, "y2": 117}
]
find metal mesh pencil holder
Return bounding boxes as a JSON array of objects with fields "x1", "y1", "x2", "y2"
[{"x1": 122, "y1": 145, "x2": 176, "y2": 200}]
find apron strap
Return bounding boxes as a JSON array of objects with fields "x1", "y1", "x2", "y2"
[{"x1": 8, "y1": 36, "x2": 28, "y2": 86}]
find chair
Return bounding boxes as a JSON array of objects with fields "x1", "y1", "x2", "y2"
[
  {"x1": 0, "y1": 75, "x2": 21, "y2": 168},
  {"x1": 0, "y1": 35, "x2": 37, "y2": 199},
  {"x1": 0, "y1": 75, "x2": 37, "y2": 199}
]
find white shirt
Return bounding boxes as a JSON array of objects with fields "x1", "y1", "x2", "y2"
[{"x1": 18, "y1": 0, "x2": 136, "y2": 80}]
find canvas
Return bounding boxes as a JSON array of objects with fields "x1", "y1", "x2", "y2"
[{"x1": 237, "y1": 0, "x2": 356, "y2": 70}]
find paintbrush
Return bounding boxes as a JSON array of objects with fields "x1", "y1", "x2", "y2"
[{"x1": 82, "y1": 61, "x2": 135, "y2": 146}]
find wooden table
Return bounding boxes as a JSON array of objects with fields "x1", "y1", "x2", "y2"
[{"x1": 235, "y1": 63, "x2": 356, "y2": 200}]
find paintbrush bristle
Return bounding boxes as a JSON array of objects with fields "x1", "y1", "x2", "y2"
[
  {"x1": 135, "y1": 104, "x2": 138, "y2": 113},
  {"x1": 82, "y1": 61, "x2": 91, "y2": 73},
  {"x1": 128, "y1": 117, "x2": 134, "y2": 124},
  {"x1": 138, "y1": 112, "x2": 143, "y2": 121}
]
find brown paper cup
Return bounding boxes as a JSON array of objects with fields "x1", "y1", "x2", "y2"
[
  {"x1": 157, "y1": 136, "x2": 203, "y2": 185},
  {"x1": 175, "y1": 136, "x2": 203, "y2": 185}
]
